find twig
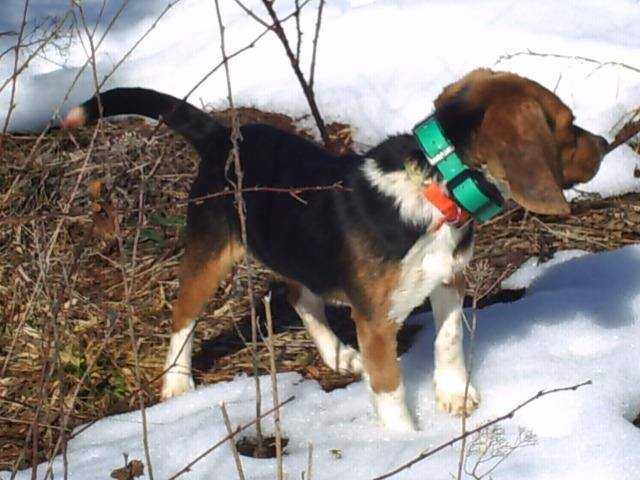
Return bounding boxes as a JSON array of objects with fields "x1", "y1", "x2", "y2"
[
  {"x1": 98, "y1": 0, "x2": 184, "y2": 90},
  {"x1": 0, "y1": 12, "x2": 71, "y2": 98},
  {"x1": 143, "y1": 0, "x2": 312, "y2": 144},
  {"x1": 20, "y1": 0, "x2": 130, "y2": 167},
  {"x1": 220, "y1": 402, "x2": 246, "y2": 480},
  {"x1": 606, "y1": 119, "x2": 640, "y2": 153},
  {"x1": 167, "y1": 396, "x2": 295, "y2": 480},
  {"x1": 232, "y1": 0, "x2": 269, "y2": 27},
  {"x1": 309, "y1": 0, "x2": 325, "y2": 92},
  {"x1": 214, "y1": 0, "x2": 265, "y2": 453},
  {"x1": 294, "y1": 0, "x2": 302, "y2": 62},
  {"x1": 263, "y1": 293, "x2": 284, "y2": 480},
  {"x1": 456, "y1": 266, "x2": 511, "y2": 480},
  {"x1": 259, "y1": 0, "x2": 329, "y2": 145},
  {"x1": 372, "y1": 380, "x2": 592, "y2": 480},
  {"x1": 0, "y1": 0, "x2": 30, "y2": 150},
  {"x1": 73, "y1": 1, "x2": 103, "y2": 120},
  {"x1": 182, "y1": 182, "x2": 349, "y2": 206},
  {"x1": 306, "y1": 441, "x2": 314, "y2": 480},
  {"x1": 495, "y1": 49, "x2": 640, "y2": 75}
]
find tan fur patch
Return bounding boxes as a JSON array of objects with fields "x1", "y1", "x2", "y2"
[
  {"x1": 343, "y1": 232, "x2": 403, "y2": 393},
  {"x1": 444, "y1": 272, "x2": 466, "y2": 296},
  {"x1": 352, "y1": 314, "x2": 400, "y2": 393},
  {"x1": 172, "y1": 240, "x2": 244, "y2": 332}
]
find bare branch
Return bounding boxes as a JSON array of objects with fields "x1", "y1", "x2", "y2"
[
  {"x1": 0, "y1": 0, "x2": 31, "y2": 150},
  {"x1": 372, "y1": 380, "x2": 592, "y2": 480},
  {"x1": 233, "y1": 0, "x2": 269, "y2": 27},
  {"x1": 309, "y1": 0, "x2": 325, "y2": 91},
  {"x1": 263, "y1": 293, "x2": 284, "y2": 479},
  {"x1": 214, "y1": 0, "x2": 265, "y2": 453},
  {"x1": 259, "y1": 0, "x2": 329, "y2": 145},
  {"x1": 220, "y1": 402, "x2": 246, "y2": 480},
  {"x1": 98, "y1": 0, "x2": 184, "y2": 90},
  {"x1": 495, "y1": 49, "x2": 640, "y2": 75}
]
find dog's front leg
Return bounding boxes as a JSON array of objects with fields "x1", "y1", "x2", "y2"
[
  {"x1": 430, "y1": 274, "x2": 480, "y2": 415},
  {"x1": 353, "y1": 312, "x2": 416, "y2": 432}
]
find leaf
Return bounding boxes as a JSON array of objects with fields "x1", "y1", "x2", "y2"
[
  {"x1": 140, "y1": 227, "x2": 165, "y2": 247},
  {"x1": 88, "y1": 180, "x2": 102, "y2": 200},
  {"x1": 149, "y1": 212, "x2": 185, "y2": 228},
  {"x1": 110, "y1": 459, "x2": 144, "y2": 479}
]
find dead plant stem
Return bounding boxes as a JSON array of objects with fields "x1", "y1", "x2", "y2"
[
  {"x1": 220, "y1": 402, "x2": 246, "y2": 480},
  {"x1": 264, "y1": 293, "x2": 284, "y2": 479},
  {"x1": 214, "y1": 0, "x2": 264, "y2": 452}
]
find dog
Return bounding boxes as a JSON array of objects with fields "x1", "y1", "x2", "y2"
[{"x1": 62, "y1": 68, "x2": 607, "y2": 431}]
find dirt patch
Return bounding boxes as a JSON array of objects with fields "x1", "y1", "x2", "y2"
[{"x1": 0, "y1": 111, "x2": 638, "y2": 470}]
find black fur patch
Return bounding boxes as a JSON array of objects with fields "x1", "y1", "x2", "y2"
[{"x1": 76, "y1": 88, "x2": 473, "y2": 298}]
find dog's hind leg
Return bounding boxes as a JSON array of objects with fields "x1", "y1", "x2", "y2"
[
  {"x1": 430, "y1": 273, "x2": 480, "y2": 415},
  {"x1": 161, "y1": 237, "x2": 244, "y2": 400},
  {"x1": 287, "y1": 284, "x2": 362, "y2": 374}
]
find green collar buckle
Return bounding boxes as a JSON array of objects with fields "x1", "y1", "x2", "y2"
[{"x1": 413, "y1": 115, "x2": 504, "y2": 223}]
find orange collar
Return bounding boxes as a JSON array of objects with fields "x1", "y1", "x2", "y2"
[{"x1": 423, "y1": 182, "x2": 470, "y2": 231}]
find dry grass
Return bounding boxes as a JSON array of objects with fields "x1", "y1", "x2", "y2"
[{"x1": 1, "y1": 113, "x2": 638, "y2": 471}]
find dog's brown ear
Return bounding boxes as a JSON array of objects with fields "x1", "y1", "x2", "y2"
[{"x1": 478, "y1": 96, "x2": 571, "y2": 215}]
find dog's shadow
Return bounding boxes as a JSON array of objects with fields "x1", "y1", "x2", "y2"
[
  {"x1": 402, "y1": 246, "x2": 640, "y2": 414},
  {"x1": 194, "y1": 246, "x2": 638, "y2": 403},
  {"x1": 192, "y1": 282, "x2": 424, "y2": 383}
]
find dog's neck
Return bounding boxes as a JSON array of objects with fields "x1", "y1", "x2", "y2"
[{"x1": 361, "y1": 157, "x2": 443, "y2": 229}]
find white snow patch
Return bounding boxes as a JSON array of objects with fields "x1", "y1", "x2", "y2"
[
  {"x1": 1, "y1": 0, "x2": 639, "y2": 197},
  {"x1": 501, "y1": 250, "x2": 588, "y2": 290}
]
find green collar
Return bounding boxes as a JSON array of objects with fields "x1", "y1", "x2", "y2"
[{"x1": 413, "y1": 115, "x2": 503, "y2": 223}]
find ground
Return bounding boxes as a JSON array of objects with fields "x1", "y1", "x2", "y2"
[{"x1": 0, "y1": 111, "x2": 638, "y2": 471}]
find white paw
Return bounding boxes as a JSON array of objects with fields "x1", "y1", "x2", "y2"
[
  {"x1": 321, "y1": 344, "x2": 363, "y2": 375},
  {"x1": 373, "y1": 384, "x2": 417, "y2": 432},
  {"x1": 434, "y1": 371, "x2": 480, "y2": 416},
  {"x1": 161, "y1": 371, "x2": 195, "y2": 400}
]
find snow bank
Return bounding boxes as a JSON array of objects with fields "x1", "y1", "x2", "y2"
[
  {"x1": 8, "y1": 245, "x2": 640, "y2": 479},
  {"x1": 1, "y1": 0, "x2": 639, "y2": 196}
]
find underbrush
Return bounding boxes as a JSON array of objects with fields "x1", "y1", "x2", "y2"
[{"x1": 1, "y1": 114, "x2": 638, "y2": 470}]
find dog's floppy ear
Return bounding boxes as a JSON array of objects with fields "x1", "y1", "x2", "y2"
[{"x1": 478, "y1": 96, "x2": 571, "y2": 215}]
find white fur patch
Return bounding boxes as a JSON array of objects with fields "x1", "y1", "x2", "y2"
[
  {"x1": 431, "y1": 283, "x2": 480, "y2": 415},
  {"x1": 371, "y1": 382, "x2": 416, "y2": 432},
  {"x1": 62, "y1": 106, "x2": 87, "y2": 129},
  {"x1": 293, "y1": 287, "x2": 363, "y2": 374},
  {"x1": 161, "y1": 321, "x2": 196, "y2": 400},
  {"x1": 362, "y1": 158, "x2": 435, "y2": 227},
  {"x1": 388, "y1": 224, "x2": 472, "y2": 323}
]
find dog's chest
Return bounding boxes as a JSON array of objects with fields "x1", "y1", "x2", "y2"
[{"x1": 388, "y1": 224, "x2": 472, "y2": 322}]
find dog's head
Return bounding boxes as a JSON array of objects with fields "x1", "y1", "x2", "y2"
[{"x1": 434, "y1": 69, "x2": 608, "y2": 215}]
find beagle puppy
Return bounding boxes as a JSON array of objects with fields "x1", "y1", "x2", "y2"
[{"x1": 63, "y1": 68, "x2": 607, "y2": 431}]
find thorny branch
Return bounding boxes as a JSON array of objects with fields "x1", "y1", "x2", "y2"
[
  {"x1": 495, "y1": 49, "x2": 640, "y2": 75},
  {"x1": 214, "y1": 0, "x2": 265, "y2": 454}
]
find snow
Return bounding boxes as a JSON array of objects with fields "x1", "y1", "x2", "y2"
[
  {"x1": 6, "y1": 245, "x2": 640, "y2": 480},
  {"x1": 2, "y1": 1, "x2": 640, "y2": 478},
  {"x1": 501, "y1": 250, "x2": 588, "y2": 290},
  {"x1": 1, "y1": 1, "x2": 639, "y2": 199}
]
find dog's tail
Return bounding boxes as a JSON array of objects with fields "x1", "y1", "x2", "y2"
[{"x1": 62, "y1": 88, "x2": 224, "y2": 152}]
